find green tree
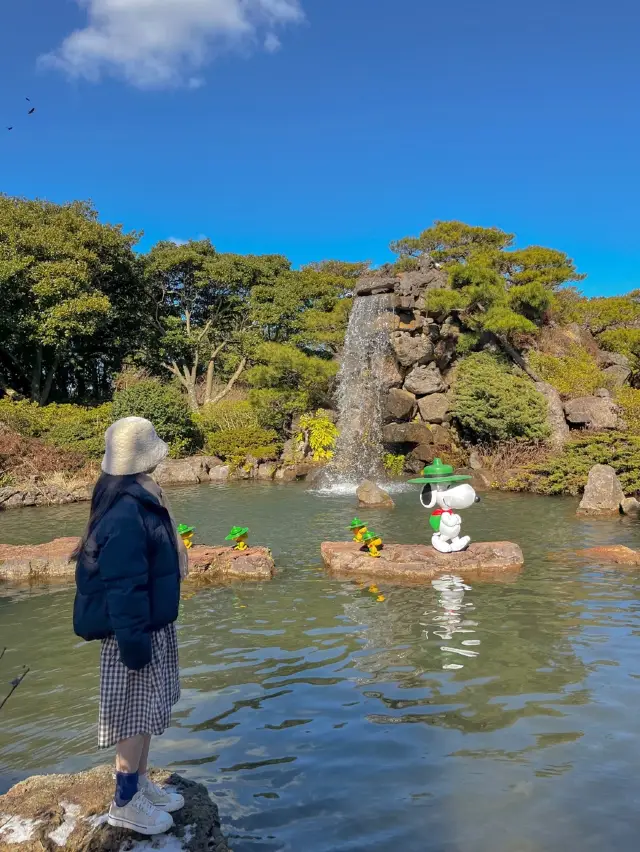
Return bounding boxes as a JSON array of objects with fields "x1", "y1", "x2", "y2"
[
  {"x1": 143, "y1": 240, "x2": 289, "y2": 410},
  {"x1": 0, "y1": 195, "x2": 143, "y2": 404}
]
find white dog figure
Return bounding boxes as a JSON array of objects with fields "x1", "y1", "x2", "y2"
[{"x1": 409, "y1": 458, "x2": 480, "y2": 554}]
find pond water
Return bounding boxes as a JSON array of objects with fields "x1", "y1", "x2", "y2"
[{"x1": 1, "y1": 483, "x2": 640, "y2": 852}]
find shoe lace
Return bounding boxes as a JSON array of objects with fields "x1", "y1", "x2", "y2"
[{"x1": 132, "y1": 792, "x2": 157, "y2": 816}]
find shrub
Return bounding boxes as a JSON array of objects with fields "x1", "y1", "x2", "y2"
[
  {"x1": 249, "y1": 388, "x2": 308, "y2": 432},
  {"x1": 112, "y1": 379, "x2": 201, "y2": 458},
  {"x1": 205, "y1": 426, "x2": 281, "y2": 466},
  {"x1": 616, "y1": 387, "x2": 640, "y2": 432},
  {"x1": 0, "y1": 399, "x2": 112, "y2": 458},
  {"x1": 528, "y1": 345, "x2": 609, "y2": 399},
  {"x1": 513, "y1": 432, "x2": 640, "y2": 495},
  {"x1": 451, "y1": 353, "x2": 549, "y2": 443},
  {"x1": 598, "y1": 328, "x2": 640, "y2": 366},
  {"x1": 296, "y1": 411, "x2": 339, "y2": 461},
  {"x1": 196, "y1": 400, "x2": 258, "y2": 433},
  {"x1": 383, "y1": 453, "x2": 406, "y2": 476}
]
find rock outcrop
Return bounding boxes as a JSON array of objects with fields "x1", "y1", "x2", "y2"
[
  {"x1": 356, "y1": 480, "x2": 395, "y2": 508},
  {"x1": 0, "y1": 538, "x2": 275, "y2": 582},
  {"x1": 321, "y1": 540, "x2": 524, "y2": 582},
  {"x1": 0, "y1": 483, "x2": 91, "y2": 510},
  {"x1": 577, "y1": 464, "x2": 625, "y2": 516},
  {"x1": 620, "y1": 497, "x2": 640, "y2": 517},
  {"x1": 564, "y1": 395, "x2": 620, "y2": 431},
  {"x1": 385, "y1": 388, "x2": 417, "y2": 421},
  {"x1": 403, "y1": 363, "x2": 447, "y2": 396},
  {"x1": 574, "y1": 545, "x2": 640, "y2": 565},
  {"x1": 154, "y1": 456, "x2": 229, "y2": 486},
  {"x1": 535, "y1": 381, "x2": 570, "y2": 450},
  {"x1": 0, "y1": 765, "x2": 230, "y2": 852},
  {"x1": 417, "y1": 393, "x2": 450, "y2": 424}
]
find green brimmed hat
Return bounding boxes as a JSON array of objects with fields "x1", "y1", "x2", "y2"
[
  {"x1": 407, "y1": 458, "x2": 471, "y2": 485},
  {"x1": 177, "y1": 524, "x2": 195, "y2": 535},
  {"x1": 225, "y1": 526, "x2": 249, "y2": 540},
  {"x1": 349, "y1": 518, "x2": 367, "y2": 530},
  {"x1": 362, "y1": 530, "x2": 380, "y2": 542}
]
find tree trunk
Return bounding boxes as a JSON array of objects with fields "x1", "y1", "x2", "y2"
[
  {"x1": 31, "y1": 345, "x2": 43, "y2": 403},
  {"x1": 492, "y1": 333, "x2": 541, "y2": 382},
  {"x1": 203, "y1": 342, "x2": 227, "y2": 405},
  {"x1": 40, "y1": 355, "x2": 60, "y2": 406}
]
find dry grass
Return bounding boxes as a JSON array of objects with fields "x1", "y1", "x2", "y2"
[
  {"x1": 471, "y1": 441, "x2": 550, "y2": 475},
  {"x1": 0, "y1": 427, "x2": 96, "y2": 492}
]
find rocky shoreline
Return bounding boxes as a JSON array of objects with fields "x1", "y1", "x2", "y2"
[
  {"x1": 0, "y1": 538, "x2": 275, "y2": 583},
  {"x1": 0, "y1": 765, "x2": 230, "y2": 851},
  {"x1": 0, "y1": 456, "x2": 320, "y2": 511}
]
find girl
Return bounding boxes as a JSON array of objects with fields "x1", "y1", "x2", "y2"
[{"x1": 73, "y1": 416, "x2": 189, "y2": 836}]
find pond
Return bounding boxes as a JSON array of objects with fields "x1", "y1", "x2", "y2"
[{"x1": 1, "y1": 483, "x2": 640, "y2": 852}]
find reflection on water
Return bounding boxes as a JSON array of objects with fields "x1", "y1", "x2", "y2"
[{"x1": 1, "y1": 485, "x2": 640, "y2": 851}]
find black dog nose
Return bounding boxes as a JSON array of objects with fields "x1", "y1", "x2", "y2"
[{"x1": 475, "y1": 496, "x2": 481, "y2": 503}]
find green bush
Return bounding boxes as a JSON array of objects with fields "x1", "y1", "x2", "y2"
[
  {"x1": 452, "y1": 353, "x2": 549, "y2": 443},
  {"x1": 205, "y1": 425, "x2": 281, "y2": 466},
  {"x1": 296, "y1": 411, "x2": 339, "y2": 461},
  {"x1": 529, "y1": 345, "x2": 609, "y2": 399},
  {"x1": 112, "y1": 379, "x2": 201, "y2": 458},
  {"x1": 513, "y1": 432, "x2": 640, "y2": 495},
  {"x1": 0, "y1": 399, "x2": 112, "y2": 458},
  {"x1": 598, "y1": 328, "x2": 640, "y2": 366},
  {"x1": 196, "y1": 399, "x2": 258, "y2": 433},
  {"x1": 383, "y1": 453, "x2": 406, "y2": 476},
  {"x1": 249, "y1": 388, "x2": 308, "y2": 432}
]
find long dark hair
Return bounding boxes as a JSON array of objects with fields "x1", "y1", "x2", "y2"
[{"x1": 73, "y1": 472, "x2": 142, "y2": 561}]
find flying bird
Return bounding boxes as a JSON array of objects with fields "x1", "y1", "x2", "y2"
[
  {"x1": 28, "y1": 108, "x2": 35, "y2": 115},
  {"x1": 7, "y1": 127, "x2": 12, "y2": 131}
]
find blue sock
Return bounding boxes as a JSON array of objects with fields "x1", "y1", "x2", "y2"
[{"x1": 114, "y1": 771, "x2": 139, "y2": 807}]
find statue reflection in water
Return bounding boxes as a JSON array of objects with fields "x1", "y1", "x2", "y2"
[{"x1": 429, "y1": 575, "x2": 481, "y2": 670}]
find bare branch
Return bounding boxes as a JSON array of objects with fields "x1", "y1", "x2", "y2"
[
  {"x1": 209, "y1": 357, "x2": 247, "y2": 405},
  {"x1": 0, "y1": 666, "x2": 29, "y2": 713}
]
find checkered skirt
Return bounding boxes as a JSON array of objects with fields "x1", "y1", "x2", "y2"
[{"x1": 98, "y1": 623, "x2": 181, "y2": 749}]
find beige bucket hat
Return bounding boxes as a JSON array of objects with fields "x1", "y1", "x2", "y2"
[{"x1": 101, "y1": 417, "x2": 169, "y2": 476}]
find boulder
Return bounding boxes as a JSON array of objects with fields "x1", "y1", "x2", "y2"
[
  {"x1": 574, "y1": 545, "x2": 640, "y2": 565},
  {"x1": 189, "y1": 545, "x2": 275, "y2": 580},
  {"x1": 434, "y1": 336, "x2": 457, "y2": 370},
  {"x1": 596, "y1": 350, "x2": 631, "y2": 369},
  {"x1": 407, "y1": 444, "x2": 435, "y2": 467},
  {"x1": 321, "y1": 541, "x2": 524, "y2": 582},
  {"x1": 564, "y1": 396, "x2": 620, "y2": 430},
  {"x1": 257, "y1": 462, "x2": 278, "y2": 480},
  {"x1": 385, "y1": 388, "x2": 417, "y2": 421},
  {"x1": 0, "y1": 537, "x2": 275, "y2": 582},
  {"x1": 0, "y1": 484, "x2": 91, "y2": 510},
  {"x1": 535, "y1": 381, "x2": 570, "y2": 450},
  {"x1": 274, "y1": 463, "x2": 312, "y2": 482},
  {"x1": 356, "y1": 480, "x2": 395, "y2": 508},
  {"x1": 577, "y1": 464, "x2": 625, "y2": 516},
  {"x1": 390, "y1": 332, "x2": 434, "y2": 367},
  {"x1": 417, "y1": 393, "x2": 450, "y2": 424},
  {"x1": 391, "y1": 311, "x2": 425, "y2": 333},
  {"x1": 603, "y1": 363, "x2": 631, "y2": 387},
  {"x1": 376, "y1": 353, "x2": 404, "y2": 389},
  {"x1": 154, "y1": 456, "x2": 224, "y2": 486},
  {"x1": 208, "y1": 464, "x2": 230, "y2": 482},
  {"x1": 356, "y1": 274, "x2": 397, "y2": 296},
  {"x1": 620, "y1": 497, "x2": 640, "y2": 517},
  {"x1": 404, "y1": 363, "x2": 447, "y2": 396},
  {"x1": 0, "y1": 765, "x2": 230, "y2": 852},
  {"x1": 382, "y1": 422, "x2": 433, "y2": 446}
]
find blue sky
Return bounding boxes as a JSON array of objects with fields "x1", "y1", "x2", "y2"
[{"x1": 1, "y1": 0, "x2": 638, "y2": 296}]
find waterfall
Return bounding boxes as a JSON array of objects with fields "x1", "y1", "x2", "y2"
[{"x1": 317, "y1": 294, "x2": 392, "y2": 492}]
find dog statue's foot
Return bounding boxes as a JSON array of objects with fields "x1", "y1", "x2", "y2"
[
  {"x1": 449, "y1": 536, "x2": 470, "y2": 552},
  {"x1": 431, "y1": 534, "x2": 453, "y2": 554}
]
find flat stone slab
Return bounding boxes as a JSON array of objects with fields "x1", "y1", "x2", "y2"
[
  {"x1": 321, "y1": 540, "x2": 524, "y2": 582},
  {"x1": 574, "y1": 545, "x2": 640, "y2": 566},
  {"x1": 0, "y1": 537, "x2": 274, "y2": 583},
  {"x1": 0, "y1": 764, "x2": 230, "y2": 851}
]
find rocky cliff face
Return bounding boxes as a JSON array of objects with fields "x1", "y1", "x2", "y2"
[
  {"x1": 353, "y1": 259, "x2": 630, "y2": 474},
  {"x1": 353, "y1": 259, "x2": 458, "y2": 472}
]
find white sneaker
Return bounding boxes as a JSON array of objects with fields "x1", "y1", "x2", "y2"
[
  {"x1": 139, "y1": 774, "x2": 185, "y2": 813},
  {"x1": 108, "y1": 791, "x2": 174, "y2": 835}
]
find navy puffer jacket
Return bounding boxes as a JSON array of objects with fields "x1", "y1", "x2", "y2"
[{"x1": 73, "y1": 480, "x2": 180, "y2": 670}]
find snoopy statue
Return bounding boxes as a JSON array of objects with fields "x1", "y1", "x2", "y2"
[{"x1": 409, "y1": 458, "x2": 480, "y2": 553}]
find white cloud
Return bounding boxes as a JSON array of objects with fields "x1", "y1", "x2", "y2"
[
  {"x1": 264, "y1": 32, "x2": 282, "y2": 53},
  {"x1": 42, "y1": 0, "x2": 304, "y2": 88}
]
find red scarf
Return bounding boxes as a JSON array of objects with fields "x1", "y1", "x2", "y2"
[{"x1": 431, "y1": 509, "x2": 454, "y2": 517}]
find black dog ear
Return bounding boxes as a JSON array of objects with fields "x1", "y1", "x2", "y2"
[{"x1": 420, "y1": 484, "x2": 434, "y2": 509}]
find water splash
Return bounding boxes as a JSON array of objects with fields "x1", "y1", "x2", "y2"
[{"x1": 316, "y1": 295, "x2": 393, "y2": 492}]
